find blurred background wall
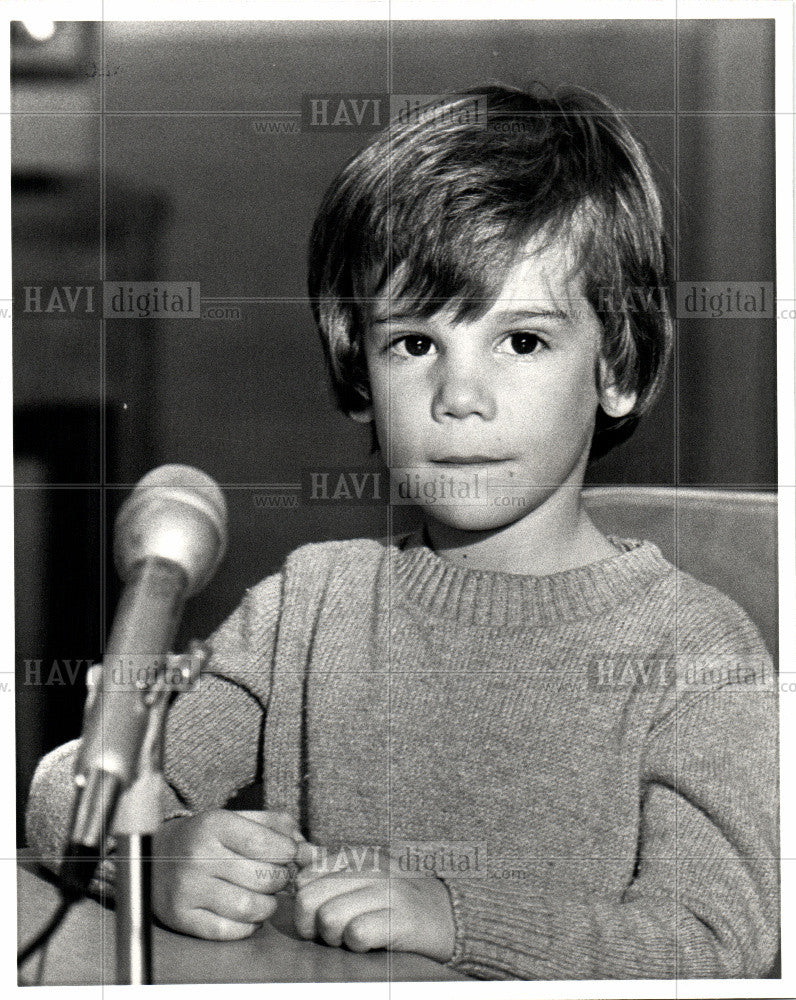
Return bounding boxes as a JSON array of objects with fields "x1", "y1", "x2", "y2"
[{"x1": 11, "y1": 19, "x2": 776, "y2": 838}]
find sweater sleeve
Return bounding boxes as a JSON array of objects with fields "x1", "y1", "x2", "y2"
[
  {"x1": 24, "y1": 571, "x2": 284, "y2": 890},
  {"x1": 438, "y1": 670, "x2": 779, "y2": 980}
]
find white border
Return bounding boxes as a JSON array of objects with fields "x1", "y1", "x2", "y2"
[
  {"x1": 2, "y1": 3, "x2": 793, "y2": 1000},
  {"x1": 3, "y1": 0, "x2": 791, "y2": 22}
]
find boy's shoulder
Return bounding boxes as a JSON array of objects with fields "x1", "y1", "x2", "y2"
[
  {"x1": 642, "y1": 550, "x2": 770, "y2": 658},
  {"x1": 637, "y1": 558, "x2": 775, "y2": 729}
]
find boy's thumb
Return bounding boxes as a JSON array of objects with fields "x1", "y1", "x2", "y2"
[{"x1": 294, "y1": 840, "x2": 316, "y2": 869}]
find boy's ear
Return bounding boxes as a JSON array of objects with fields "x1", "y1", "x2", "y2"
[
  {"x1": 598, "y1": 359, "x2": 637, "y2": 418},
  {"x1": 349, "y1": 406, "x2": 374, "y2": 423},
  {"x1": 600, "y1": 384, "x2": 637, "y2": 419}
]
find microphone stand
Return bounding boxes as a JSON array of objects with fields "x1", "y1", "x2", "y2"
[{"x1": 106, "y1": 642, "x2": 209, "y2": 985}]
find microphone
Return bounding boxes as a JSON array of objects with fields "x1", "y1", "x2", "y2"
[{"x1": 64, "y1": 465, "x2": 228, "y2": 883}]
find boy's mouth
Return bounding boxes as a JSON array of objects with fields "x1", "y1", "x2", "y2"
[{"x1": 430, "y1": 455, "x2": 508, "y2": 465}]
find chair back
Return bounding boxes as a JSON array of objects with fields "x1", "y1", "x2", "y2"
[{"x1": 583, "y1": 487, "x2": 778, "y2": 657}]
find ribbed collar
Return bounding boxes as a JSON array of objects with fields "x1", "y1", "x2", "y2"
[{"x1": 387, "y1": 530, "x2": 673, "y2": 627}]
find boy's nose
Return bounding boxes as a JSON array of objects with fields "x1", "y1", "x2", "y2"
[{"x1": 431, "y1": 363, "x2": 496, "y2": 421}]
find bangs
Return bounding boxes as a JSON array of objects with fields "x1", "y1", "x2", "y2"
[{"x1": 352, "y1": 201, "x2": 591, "y2": 327}]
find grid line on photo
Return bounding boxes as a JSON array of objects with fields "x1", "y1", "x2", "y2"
[
  {"x1": 386, "y1": 7, "x2": 395, "y2": 986},
  {"x1": 99, "y1": 13, "x2": 110, "y2": 993},
  {"x1": 674, "y1": 11, "x2": 682, "y2": 991}
]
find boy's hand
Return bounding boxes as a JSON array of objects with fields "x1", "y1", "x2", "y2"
[
  {"x1": 151, "y1": 809, "x2": 302, "y2": 940},
  {"x1": 293, "y1": 849, "x2": 455, "y2": 962}
]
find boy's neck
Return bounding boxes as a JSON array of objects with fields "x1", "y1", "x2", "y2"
[{"x1": 423, "y1": 492, "x2": 619, "y2": 577}]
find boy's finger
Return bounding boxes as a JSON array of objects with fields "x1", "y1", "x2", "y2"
[
  {"x1": 235, "y1": 809, "x2": 305, "y2": 842},
  {"x1": 203, "y1": 877, "x2": 279, "y2": 925},
  {"x1": 220, "y1": 812, "x2": 299, "y2": 863},
  {"x1": 294, "y1": 861, "x2": 327, "y2": 889},
  {"x1": 343, "y1": 907, "x2": 392, "y2": 953},
  {"x1": 299, "y1": 884, "x2": 388, "y2": 946},
  {"x1": 212, "y1": 854, "x2": 292, "y2": 895},
  {"x1": 294, "y1": 841, "x2": 322, "y2": 870},
  {"x1": 184, "y1": 908, "x2": 261, "y2": 942},
  {"x1": 293, "y1": 875, "x2": 381, "y2": 939}
]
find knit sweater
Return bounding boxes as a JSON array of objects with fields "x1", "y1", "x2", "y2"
[{"x1": 26, "y1": 532, "x2": 779, "y2": 980}]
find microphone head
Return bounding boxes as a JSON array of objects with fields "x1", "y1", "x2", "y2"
[{"x1": 114, "y1": 465, "x2": 228, "y2": 595}]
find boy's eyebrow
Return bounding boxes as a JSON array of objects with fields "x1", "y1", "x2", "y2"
[
  {"x1": 370, "y1": 306, "x2": 572, "y2": 326},
  {"x1": 369, "y1": 311, "x2": 422, "y2": 326},
  {"x1": 491, "y1": 307, "x2": 571, "y2": 322}
]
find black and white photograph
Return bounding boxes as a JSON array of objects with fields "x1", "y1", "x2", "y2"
[{"x1": 7, "y1": 2, "x2": 794, "y2": 996}]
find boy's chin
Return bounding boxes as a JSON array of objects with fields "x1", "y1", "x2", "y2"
[{"x1": 419, "y1": 502, "x2": 530, "y2": 533}]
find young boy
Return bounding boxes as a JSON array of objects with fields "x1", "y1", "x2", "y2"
[{"x1": 26, "y1": 85, "x2": 778, "y2": 980}]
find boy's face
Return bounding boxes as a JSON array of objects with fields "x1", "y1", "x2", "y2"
[{"x1": 358, "y1": 233, "x2": 635, "y2": 532}]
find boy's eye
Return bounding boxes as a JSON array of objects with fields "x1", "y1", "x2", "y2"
[
  {"x1": 498, "y1": 332, "x2": 547, "y2": 356},
  {"x1": 391, "y1": 334, "x2": 436, "y2": 357}
]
